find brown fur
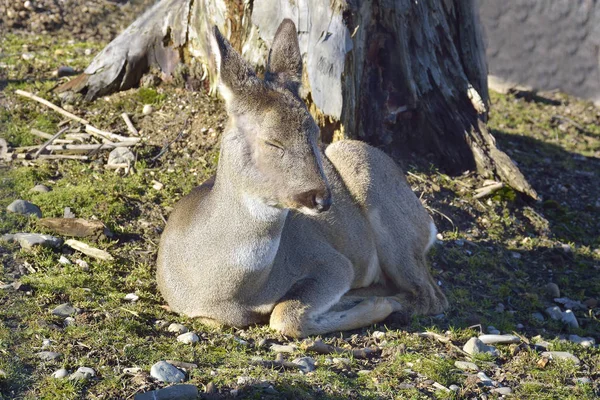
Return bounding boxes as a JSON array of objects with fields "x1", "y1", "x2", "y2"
[{"x1": 156, "y1": 20, "x2": 448, "y2": 338}]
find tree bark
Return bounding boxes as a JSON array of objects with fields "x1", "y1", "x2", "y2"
[{"x1": 57, "y1": 0, "x2": 537, "y2": 198}]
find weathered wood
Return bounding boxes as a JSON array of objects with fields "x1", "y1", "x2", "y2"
[{"x1": 56, "y1": 0, "x2": 537, "y2": 198}]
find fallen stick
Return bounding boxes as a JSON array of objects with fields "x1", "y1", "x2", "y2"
[
  {"x1": 65, "y1": 133, "x2": 92, "y2": 141},
  {"x1": 86, "y1": 125, "x2": 138, "y2": 143},
  {"x1": 31, "y1": 129, "x2": 73, "y2": 144},
  {"x1": 10, "y1": 153, "x2": 89, "y2": 160},
  {"x1": 34, "y1": 127, "x2": 69, "y2": 158},
  {"x1": 121, "y1": 113, "x2": 139, "y2": 136},
  {"x1": 473, "y1": 182, "x2": 504, "y2": 199},
  {"x1": 16, "y1": 89, "x2": 138, "y2": 143},
  {"x1": 44, "y1": 141, "x2": 137, "y2": 152},
  {"x1": 15, "y1": 89, "x2": 89, "y2": 125},
  {"x1": 65, "y1": 239, "x2": 114, "y2": 261}
]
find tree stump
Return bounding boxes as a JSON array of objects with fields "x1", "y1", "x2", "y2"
[{"x1": 57, "y1": 0, "x2": 537, "y2": 198}]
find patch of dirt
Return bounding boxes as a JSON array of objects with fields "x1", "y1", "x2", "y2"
[{"x1": 0, "y1": 0, "x2": 154, "y2": 41}]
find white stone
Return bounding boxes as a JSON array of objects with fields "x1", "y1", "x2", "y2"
[{"x1": 177, "y1": 332, "x2": 199, "y2": 344}]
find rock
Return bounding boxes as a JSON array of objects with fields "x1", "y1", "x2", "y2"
[
  {"x1": 478, "y1": 334, "x2": 521, "y2": 345},
  {"x1": 124, "y1": 293, "x2": 139, "y2": 302},
  {"x1": 177, "y1": 332, "x2": 199, "y2": 344},
  {"x1": 532, "y1": 312, "x2": 545, "y2": 322},
  {"x1": 236, "y1": 376, "x2": 253, "y2": 385},
  {"x1": 75, "y1": 259, "x2": 90, "y2": 271},
  {"x1": 168, "y1": 323, "x2": 188, "y2": 334},
  {"x1": 150, "y1": 361, "x2": 185, "y2": 383},
  {"x1": 51, "y1": 368, "x2": 69, "y2": 379},
  {"x1": 51, "y1": 303, "x2": 80, "y2": 317},
  {"x1": 69, "y1": 367, "x2": 96, "y2": 381},
  {"x1": 269, "y1": 344, "x2": 297, "y2": 353},
  {"x1": 7, "y1": 200, "x2": 42, "y2": 218},
  {"x1": 142, "y1": 104, "x2": 154, "y2": 115},
  {"x1": 491, "y1": 387, "x2": 513, "y2": 395},
  {"x1": 574, "y1": 377, "x2": 592, "y2": 385},
  {"x1": 134, "y1": 385, "x2": 198, "y2": 400},
  {"x1": 543, "y1": 283, "x2": 560, "y2": 298},
  {"x1": 494, "y1": 303, "x2": 505, "y2": 313},
  {"x1": 568, "y1": 335, "x2": 595, "y2": 348},
  {"x1": 21, "y1": 53, "x2": 35, "y2": 61},
  {"x1": 37, "y1": 351, "x2": 61, "y2": 361},
  {"x1": 476, "y1": 372, "x2": 493, "y2": 386},
  {"x1": 432, "y1": 382, "x2": 450, "y2": 392},
  {"x1": 462, "y1": 337, "x2": 499, "y2": 356},
  {"x1": 372, "y1": 331, "x2": 386, "y2": 339},
  {"x1": 545, "y1": 306, "x2": 563, "y2": 321},
  {"x1": 64, "y1": 317, "x2": 76, "y2": 327},
  {"x1": 152, "y1": 180, "x2": 164, "y2": 190},
  {"x1": 58, "y1": 255, "x2": 71, "y2": 265},
  {"x1": 38, "y1": 218, "x2": 112, "y2": 239},
  {"x1": 1, "y1": 233, "x2": 62, "y2": 250},
  {"x1": 449, "y1": 384, "x2": 460, "y2": 392},
  {"x1": 541, "y1": 351, "x2": 580, "y2": 365},
  {"x1": 257, "y1": 338, "x2": 268, "y2": 348},
  {"x1": 561, "y1": 310, "x2": 579, "y2": 328},
  {"x1": 42, "y1": 339, "x2": 54, "y2": 348},
  {"x1": 57, "y1": 66, "x2": 77, "y2": 77},
  {"x1": 292, "y1": 357, "x2": 316, "y2": 373},
  {"x1": 64, "y1": 207, "x2": 76, "y2": 218},
  {"x1": 30, "y1": 184, "x2": 51, "y2": 193},
  {"x1": 11, "y1": 281, "x2": 32, "y2": 292},
  {"x1": 123, "y1": 367, "x2": 142, "y2": 374},
  {"x1": 555, "y1": 297, "x2": 586, "y2": 311},
  {"x1": 454, "y1": 361, "x2": 479, "y2": 371},
  {"x1": 108, "y1": 147, "x2": 135, "y2": 166}
]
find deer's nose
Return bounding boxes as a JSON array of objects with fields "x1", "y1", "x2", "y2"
[
  {"x1": 295, "y1": 189, "x2": 332, "y2": 213},
  {"x1": 314, "y1": 191, "x2": 332, "y2": 212}
]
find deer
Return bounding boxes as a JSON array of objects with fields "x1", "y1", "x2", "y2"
[{"x1": 156, "y1": 19, "x2": 448, "y2": 338}]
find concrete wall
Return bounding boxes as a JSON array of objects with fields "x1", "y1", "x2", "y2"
[{"x1": 479, "y1": 0, "x2": 600, "y2": 104}]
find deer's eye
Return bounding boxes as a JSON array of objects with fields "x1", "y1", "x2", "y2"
[{"x1": 263, "y1": 140, "x2": 285, "y2": 156}]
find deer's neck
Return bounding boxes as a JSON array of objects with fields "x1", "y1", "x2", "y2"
[{"x1": 207, "y1": 133, "x2": 288, "y2": 272}]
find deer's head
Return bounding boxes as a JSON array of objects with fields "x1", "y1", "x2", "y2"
[{"x1": 211, "y1": 19, "x2": 331, "y2": 215}]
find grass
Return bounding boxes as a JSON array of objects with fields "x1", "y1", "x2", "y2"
[{"x1": 1, "y1": 31, "x2": 600, "y2": 399}]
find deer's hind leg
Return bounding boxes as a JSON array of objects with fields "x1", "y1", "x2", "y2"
[{"x1": 269, "y1": 251, "x2": 401, "y2": 338}]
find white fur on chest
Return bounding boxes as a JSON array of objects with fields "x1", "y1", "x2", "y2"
[{"x1": 225, "y1": 194, "x2": 288, "y2": 271}]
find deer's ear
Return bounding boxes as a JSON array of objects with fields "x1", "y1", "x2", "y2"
[
  {"x1": 265, "y1": 19, "x2": 302, "y2": 94},
  {"x1": 211, "y1": 25, "x2": 259, "y2": 105}
]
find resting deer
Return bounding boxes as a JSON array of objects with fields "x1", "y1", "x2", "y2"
[{"x1": 156, "y1": 19, "x2": 448, "y2": 338}]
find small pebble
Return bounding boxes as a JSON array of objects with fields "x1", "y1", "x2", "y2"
[
  {"x1": 454, "y1": 361, "x2": 479, "y2": 371},
  {"x1": 58, "y1": 255, "x2": 71, "y2": 265},
  {"x1": 372, "y1": 331, "x2": 386, "y2": 339},
  {"x1": 123, "y1": 367, "x2": 142, "y2": 374},
  {"x1": 168, "y1": 323, "x2": 188, "y2": 334},
  {"x1": 545, "y1": 306, "x2": 563, "y2": 321},
  {"x1": 491, "y1": 387, "x2": 513, "y2": 395},
  {"x1": 30, "y1": 184, "x2": 51, "y2": 193},
  {"x1": 541, "y1": 351, "x2": 580, "y2": 365},
  {"x1": 84, "y1": 48, "x2": 93, "y2": 56},
  {"x1": 51, "y1": 303, "x2": 80, "y2": 318},
  {"x1": 463, "y1": 337, "x2": 499, "y2": 356},
  {"x1": 124, "y1": 293, "x2": 139, "y2": 302},
  {"x1": 478, "y1": 334, "x2": 520, "y2": 345},
  {"x1": 142, "y1": 104, "x2": 154, "y2": 115},
  {"x1": 449, "y1": 384, "x2": 460, "y2": 391},
  {"x1": 270, "y1": 344, "x2": 297, "y2": 353},
  {"x1": 37, "y1": 351, "x2": 61, "y2": 361},
  {"x1": 574, "y1": 377, "x2": 592, "y2": 385},
  {"x1": 494, "y1": 303, "x2": 505, "y2": 313},
  {"x1": 150, "y1": 361, "x2": 185, "y2": 383},
  {"x1": 532, "y1": 312, "x2": 545, "y2": 322},
  {"x1": 57, "y1": 66, "x2": 77, "y2": 77},
  {"x1": 7, "y1": 199, "x2": 42, "y2": 217},
  {"x1": 561, "y1": 310, "x2": 579, "y2": 328},
  {"x1": 292, "y1": 357, "x2": 316, "y2": 373},
  {"x1": 568, "y1": 335, "x2": 595, "y2": 348},
  {"x1": 64, "y1": 317, "x2": 76, "y2": 326},
  {"x1": 477, "y1": 372, "x2": 493, "y2": 386},
  {"x1": 75, "y1": 259, "x2": 90, "y2": 271},
  {"x1": 543, "y1": 283, "x2": 560, "y2": 298},
  {"x1": 177, "y1": 332, "x2": 199, "y2": 344},
  {"x1": 69, "y1": 367, "x2": 95, "y2": 381},
  {"x1": 51, "y1": 368, "x2": 69, "y2": 379}
]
